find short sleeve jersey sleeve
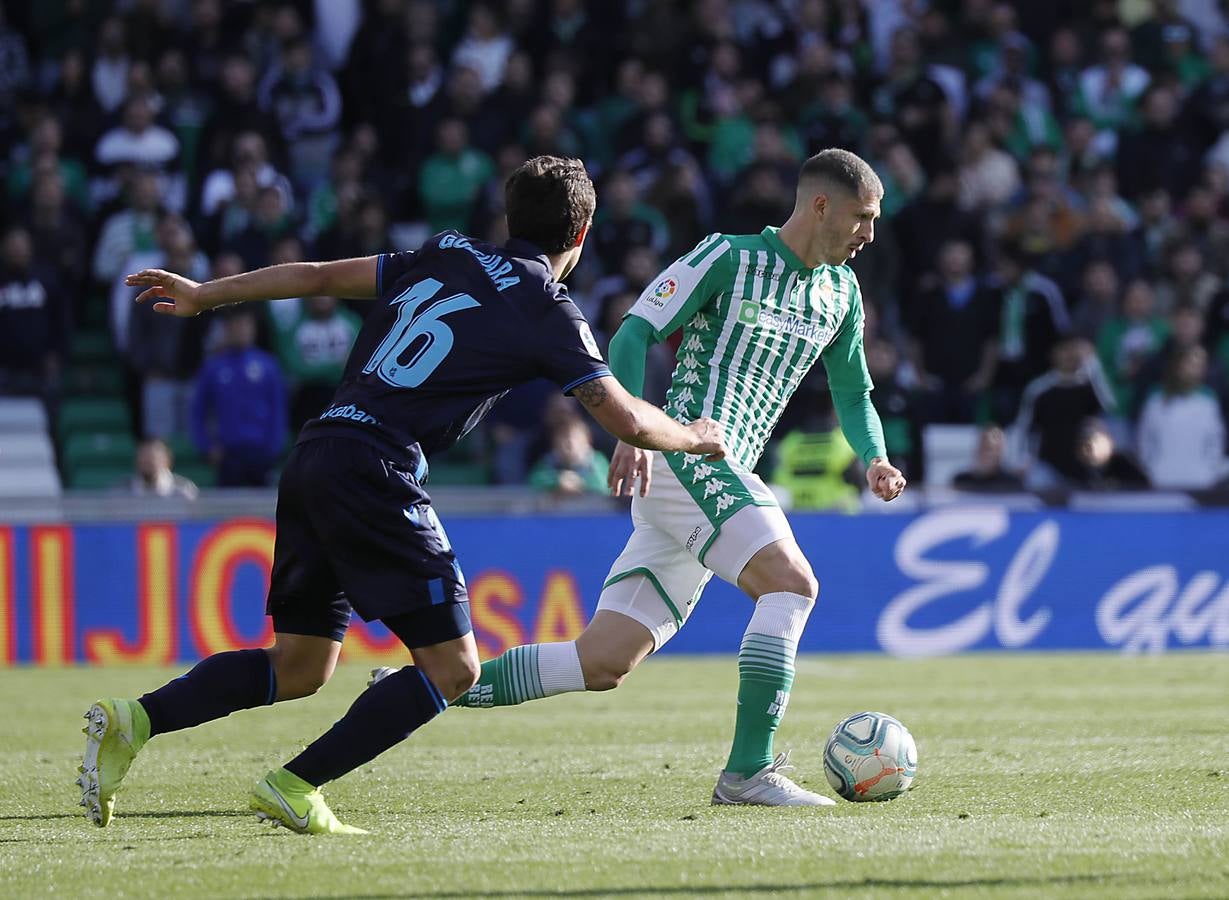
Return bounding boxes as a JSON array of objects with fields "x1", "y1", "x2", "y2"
[
  {"x1": 376, "y1": 249, "x2": 418, "y2": 296},
  {"x1": 822, "y1": 273, "x2": 874, "y2": 394},
  {"x1": 535, "y1": 293, "x2": 613, "y2": 394},
  {"x1": 626, "y1": 233, "x2": 733, "y2": 340}
]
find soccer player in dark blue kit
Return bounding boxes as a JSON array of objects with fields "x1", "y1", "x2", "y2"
[{"x1": 80, "y1": 156, "x2": 726, "y2": 834}]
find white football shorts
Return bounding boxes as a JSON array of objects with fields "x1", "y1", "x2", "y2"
[{"x1": 597, "y1": 450, "x2": 793, "y2": 649}]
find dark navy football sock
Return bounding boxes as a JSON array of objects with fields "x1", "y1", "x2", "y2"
[
  {"x1": 138, "y1": 648, "x2": 276, "y2": 738},
  {"x1": 284, "y1": 666, "x2": 446, "y2": 787}
]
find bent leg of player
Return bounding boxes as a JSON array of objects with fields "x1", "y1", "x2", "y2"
[
  {"x1": 248, "y1": 437, "x2": 476, "y2": 834},
  {"x1": 253, "y1": 625, "x2": 476, "y2": 836},
  {"x1": 79, "y1": 443, "x2": 352, "y2": 827},
  {"x1": 424, "y1": 609, "x2": 652, "y2": 708},
  {"x1": 441, "y1": 493, "x2": 713, "y2": 709},
  {"x1": 78, "y1": 635, "x2": 338, "y2": 828},
  {"x1": 625, "y1": 451, "x2": 828, "y2": 806}
]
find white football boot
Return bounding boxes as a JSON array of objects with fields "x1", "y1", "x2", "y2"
[
  {"x1": 711, "y1": 751, "x2": 836, "y2": 807},
  {"x1": 368, "y1": 666, "x2": 397, "y2": 687}
]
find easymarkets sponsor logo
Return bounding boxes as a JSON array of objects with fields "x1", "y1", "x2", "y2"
[{"x1": 757, "y1": 308, "x2": 833, "y2": 343}]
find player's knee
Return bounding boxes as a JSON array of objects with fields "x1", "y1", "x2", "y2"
[
  {"x1": 277, "y1": 665, "x2": 330, "y2": 700},
  {"x1": 801, "y1": 569, "x2": 821, "y2": 601},
  {"x1": 776, "y1": 559, "x2": 819, "y2": 601},
  {"x1": 741, "y1": 542, "x2": 820, "y2": 601},
  {"x1": 457, "y1": 656, "x2": 481, "y2": 694},
  {"x1": 432, "y1": 657, "x2": 480, "y2": 703},
  {"x1": 298, "y1": 670, "x2": 330, "y2": 697},
  {"x1": 268, "y1": 647, "x2": 333, "y2": 701},
  {"x1": 584, "y1": 668, "x2": 627, "y2": 692},
  {"x1": 582, "y1": 654, "x2": 636, "y2": 692}
]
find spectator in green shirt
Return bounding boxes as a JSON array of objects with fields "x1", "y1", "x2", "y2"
[
  {"x1": 418, "y1": 118, "x2": 494, "y2": 233},
  {"x1": 274, "y1": 295, "x2": 362, "y2": 430},
  {"x1": 6, "y1": 115, "x2": 90, "y2": 213},
  {"x1": 1096, "y1": 278, "x2": 1170, "y2": 414},
  {"x1": 528, "y1": 417, "x2": 610, "y2": 497}
]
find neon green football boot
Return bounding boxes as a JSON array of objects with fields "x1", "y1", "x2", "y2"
[
  {"x1": 249, "y1": 768, "x2": 368, "y2": 835},
  {"x1": 77, "y1": 698, "x2": 150, "y2": 827}
]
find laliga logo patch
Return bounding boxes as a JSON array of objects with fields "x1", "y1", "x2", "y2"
[
  {"x1": 654, "y1": 276, "x2": 678, "y2": 299},
  {"x1": 646, "y1": 276, "x2": 678, "y2": 309},
  {"x1": 577, "y1": 322, "x2": 602, "y2": 360}
]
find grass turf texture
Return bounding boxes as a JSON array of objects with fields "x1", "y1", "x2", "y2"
[{"x1": 2, "y1": 653, "x2": 1227, "y2": 899}]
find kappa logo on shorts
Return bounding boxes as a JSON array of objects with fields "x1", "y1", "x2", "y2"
[{"x1": 685, "y1": 525, "x2": 702, "y2": 551}]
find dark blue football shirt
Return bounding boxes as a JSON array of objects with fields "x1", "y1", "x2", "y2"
[{"x1": 299, "y1": 231, "x2": 611, "y2": 461}]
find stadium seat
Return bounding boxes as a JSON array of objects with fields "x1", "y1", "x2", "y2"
[
  {"x1": 1, "y1": 432, "x2": 56, "y2": 465},
  {"x1": 0, "y1": 397, "x2": 48, "y2": 433},
  {"x1": 62, "y1": 432, "x2": 137, "y2": 474},
  {"x1": 0, "y1": 398, "x2": 60, "y2": 497},
  {"x1": 79, "y1": 293, "x2": 110, "y2": 330},
  {"x1": 57, "y1": 398, "x2": 131, "y2": 443},
  {"x1": 922, "y1": 424, "x2": 980, "y2": 488},
  {"x1": 176, "y1": 460, "x2": 216, "y2": 489},
  {"x1": 64, "y1": 365, "x2": 125, "y2": 396},
  {"x1": 166, "y1": 434, "x2": 203, "y2": 464},
  {"x1": 427, "y1": 463, "x2": 489, "y2": 486},
  {"x1": 68, "y1": 330, "x2": 114, "y2": 364},
  {"x1": 68, "y1": 465, "x2": 131, "y2": 490},
  {"x1": 0, "y1": 465, "x2": 60, "y2": 497}
]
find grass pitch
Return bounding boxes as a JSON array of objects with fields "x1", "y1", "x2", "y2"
[{"x1": 2, "y1": 653, "x2": 1227, "y2": 899}]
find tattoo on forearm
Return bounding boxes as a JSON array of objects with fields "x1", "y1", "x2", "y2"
[{"x1": 574, "y1": 378, "x2": 608, "y2": 409}]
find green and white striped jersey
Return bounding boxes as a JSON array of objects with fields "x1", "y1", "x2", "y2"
[{"x1": 627, "y1": 226, "x2": 873, "y2": 471}]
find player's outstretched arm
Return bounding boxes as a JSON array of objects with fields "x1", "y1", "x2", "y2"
[
  {"x1": 573, "y1": 376, "x2": 725, "y2": 460},
  {"x1": 829, "y1": 389, "x2": 906, "y2": 501},
  {"x1": 126, "y1": 256, "x2": 381, "y2": 316}
]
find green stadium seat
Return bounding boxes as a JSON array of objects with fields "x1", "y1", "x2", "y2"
[
  {"x1": 57, "y1": 398, "x2": 131, "y2": 443},
  {"x1": 68, "y1": 330, "x2": 114, "y2": 364},
  {"x1": 68, "y1": 465, "x2": 131, "y2": 490},
  {"x1": 64, "y1": 365, "x2": 125, "y2": 396},
  {"x1": 62, "y1": 432, "x2": 137, "y2": 473},
  {"x1": 175, "y1": 460, "x2": 216, "y2": 489},
  {"x1": 426, "y1": 462, "x2": 489, "y2": 486},
  {"x1": 166, "y1": 434, "x2": 203, "y2": 464},
  {"x1": 80, "y1": 296, "x2": 110, "y2": 330}
]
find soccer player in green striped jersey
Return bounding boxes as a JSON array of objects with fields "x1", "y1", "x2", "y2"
[{"x1": 383, "y1": 149, "x2": 907, "y2": 806}]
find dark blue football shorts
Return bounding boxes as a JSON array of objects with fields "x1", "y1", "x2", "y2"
[{"x1": 266, "y1": 436, "x2": 471, "y2": 647}]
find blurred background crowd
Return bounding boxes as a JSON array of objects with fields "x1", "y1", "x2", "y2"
[{"x1": 4, "y1": 0, "x2": 1229, "y2": 502}]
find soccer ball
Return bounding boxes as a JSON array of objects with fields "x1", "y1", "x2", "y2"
[{"x1": 823, "y1": 711, "x2": 917, "y2": 802}]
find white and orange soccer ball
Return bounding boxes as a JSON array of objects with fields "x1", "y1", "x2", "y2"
[{"x1": 823, "y1": 711, "x2": 918, "y2": 802}]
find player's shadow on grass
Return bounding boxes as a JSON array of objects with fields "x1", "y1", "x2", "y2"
[
  {"x1": 0, "y1": 814, "x2": 82, "y2": 821},
  {"x1": 0, "y1": 810, "x2": 250, "y2": 822},
  {"x1": 278, "y1": 873, "x2": 1153, "y2": 899},
  {"x1": 121, "y1": 809, "x2": 252, "y2": 820}
]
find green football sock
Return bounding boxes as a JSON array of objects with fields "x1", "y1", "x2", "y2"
[
  {"x1": 725, "y1": 591, "x2": 814, "y2": 777},
  {"x1": 453, "y1": 642, "x2": 585, "y2": 707}
]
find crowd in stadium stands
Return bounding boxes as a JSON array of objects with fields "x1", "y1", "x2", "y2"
[{"x1": 3, "y1": 0, "x2": 1229, "y2": 498}]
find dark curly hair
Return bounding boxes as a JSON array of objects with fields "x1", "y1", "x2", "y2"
[{"x1": 504, "y1": 156, "x2": 596, "y2": 254}]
